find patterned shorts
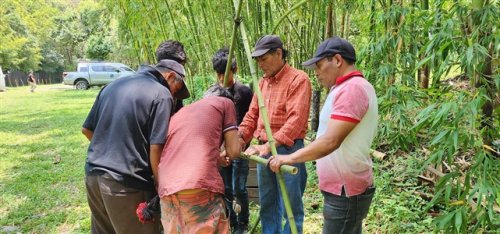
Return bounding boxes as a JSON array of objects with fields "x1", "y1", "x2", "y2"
[{"x1": 160, "y1": 190, "x2": 229, "y2": 234}]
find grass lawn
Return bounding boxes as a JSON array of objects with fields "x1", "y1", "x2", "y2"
[
  {"x1": 0, "y1": 85, "x2": 96, "y2": 233},
  {"x1": 0, "y1": 84, "x2": 434, "y2": 233}
]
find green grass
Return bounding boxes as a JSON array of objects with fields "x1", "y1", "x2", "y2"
[
  {"x1": 0, "y1": 84, "x2": 97, "y2": 233},
  {"x1": 0, "y1": 84, "x2": 435, "y2": 233}
]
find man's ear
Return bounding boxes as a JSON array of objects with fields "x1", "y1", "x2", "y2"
[
  {"x1": 274, "y1": 48, "x2": 282, "y2": 58},
  {"x1": 162, "y1": 71, "x2": 175, "y2": 82},
  {"x1": 334, "y1": 54, "x2": 343, "y2": 67}
]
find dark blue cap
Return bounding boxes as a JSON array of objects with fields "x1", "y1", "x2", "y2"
[{"x1": 302, "y1": 37, "x2": 356, "y2": 68}]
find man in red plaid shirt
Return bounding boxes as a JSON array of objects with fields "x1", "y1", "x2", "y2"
[{"x1": 239, "y1": 35, "x2": 312, "y2": 234}]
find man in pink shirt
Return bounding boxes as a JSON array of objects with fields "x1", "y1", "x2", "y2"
[
  {"x1": 155, "y1": 85, "x2": 241, "y2": 233},
  {"x1": 269, "y1": 37, "x2": 378, "y2": 234}
]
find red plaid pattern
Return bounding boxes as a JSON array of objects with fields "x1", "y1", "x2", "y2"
[{"x1": 239, "y1": 64, "x2": 312, "y2": 146}]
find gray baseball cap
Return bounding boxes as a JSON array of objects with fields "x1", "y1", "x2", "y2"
[
  {"x1": 156, "y1": 59, "x2": 190, "y2": 99},
  {"x1": 251, "y1": 35, "x2": 284, "y2": 58}
]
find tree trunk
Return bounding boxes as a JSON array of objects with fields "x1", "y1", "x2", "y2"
[
  {"x1": 344, "y1": 14, "x2": 350, "y2": 38},
  {"x1": 340, "y1": 9, "x2": 346, "y2": 38},
  {"x1": 418, "y1": 66, "x2": 430, "y2": 89},
  {"x1": 326, "y1": 2, "x2": 333, "y2": 37},
  {"x1": 418, "y1": 0, "x2": 430, "y2": 88},
  {"x1": 472, "y1": 0, "x2": 494, "y2": 144},
  {"x1": 331, "y1": 0, "x2": 337, "y2": 36},
  {"x1": 369, "y1": 0, "x2": 376, "y2": 38},
  {"x1": 311, "y1": 1, "x2": 335, "y2": 132},
  {"x1": 310, "y1": 90, "x2": 321, "y2": 132}
]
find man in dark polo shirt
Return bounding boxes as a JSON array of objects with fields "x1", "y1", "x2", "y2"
[
  {"x1": 155, "y1": 40, "x2": 187, "y2": 113},
  {"x1": 207, "y1": 48, "x2": 253, "y2": 233},
  {"x1": 81, "y1": 59, "x2": 190, "y2": 234}
]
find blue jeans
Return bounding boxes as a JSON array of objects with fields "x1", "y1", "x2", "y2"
[
  {"x1": 321, "y1": 187, "x2": 375, "y2": 234},
  {"x1": 220, "y1": 158, "x2": 250, "y2": 227},
  {"x1": 258, "y1": 139, "x2": 307, "y2": 234}
]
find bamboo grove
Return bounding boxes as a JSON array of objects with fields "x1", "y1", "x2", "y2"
[{"x1": 105, "y1": 0, "x2": 499, "y2": 232}]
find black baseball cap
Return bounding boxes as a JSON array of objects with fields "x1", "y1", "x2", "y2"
[
  {"x1": 302, "y1": 37, "x2": 356, "y2": 68},
  {"x1": 251, "y1": 35, "x2": 283, "y2": 58},
  {"x1": 156, "y1": 59, "x2": 190, "y2": 99}
]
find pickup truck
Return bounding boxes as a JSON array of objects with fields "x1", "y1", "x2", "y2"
[{"x1": 62, "y1": 62, "x2": 135, "y2": 90}]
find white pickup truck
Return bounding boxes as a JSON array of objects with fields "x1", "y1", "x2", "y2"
[{"x1": 62, "y1": 62, "x2": 135, "y2": 90}]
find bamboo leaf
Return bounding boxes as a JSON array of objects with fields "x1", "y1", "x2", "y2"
[
  {"x1": 466, "y1": 46, "x2": 473, "y2": 65},
  {"x1": 445, "y1": 183, "x2": 452, "y2": 203},
  {"x1": 453, "y1": 130, "x2": 458, "y2": 152},
  {"x1": 430, "y1": 129, "x2": 449, "y2": 146},
  {"x1": 454, "y1": 208, "x2": 462, "y2": 233},
  {"x1": 414, "y1": 56, "x2": 432, "y2": 71},
  {"x1": 437, "y1": 212, "x2": 455, "y2": 229}
]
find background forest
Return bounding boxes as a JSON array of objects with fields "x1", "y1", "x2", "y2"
[{"x1": 0, "y1": 0, "x2": 498, "y2": 233}]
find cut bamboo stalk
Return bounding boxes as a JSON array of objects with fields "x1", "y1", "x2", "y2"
[
  {"x1": 222, "y1": 0, "x2": 244, "y2": 88},
  {"x1": 240, "y1": 153, "x2": 298, "y2": 175},
  {"x1": 370, "y1": 149, "x2": 386, "y2": 160},
  {"x1": 229, "y1": 0, "x2": 298, "y2": 233}
]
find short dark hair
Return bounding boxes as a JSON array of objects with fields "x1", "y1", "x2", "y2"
[
  {"x1": 156, "y1": 40, "x2": 187, "y2": 64},
  {"x1": 268, "y1": 48, "x2": 288, "y2": 61},
  {"x1": 203, "y1": 84, "x2": 234, "y2": 101},
  {"x1": 327, "y1": 55, "x2": 355, "y2": 65},
  {"x1": 212, "y1": 48, "x2": 237, "y2": 74}
]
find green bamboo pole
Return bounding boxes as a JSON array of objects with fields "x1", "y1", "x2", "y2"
[
  {"x1": 249, "y1": 215, "x2": 260, "y2": 233},
  {"x1": 152, "y1": 1, "x2": 167, "y2": 39},
  {"x1": 247, "y1": 57, "x2": 298, "y2": 234},
  {"x1": 234, "y1": 1, "x2": 256, "y2": 77},
  {"x1": 271, "y1": 0, "x2": 308, "y2": 34},
  {"x1": 222, "y1": 0, "x2": 244, "y2": 88},
  {"x1": 240, "y1": 153, "x2": 298, "y2": 175},
  {"x1": 231, "y1": 1, "x2": 298, "y2": 233},
  {"x1": 164, "y1": 0, "x2": 180, "y2": 39}
]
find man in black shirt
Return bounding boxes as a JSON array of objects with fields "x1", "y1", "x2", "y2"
[
  {"x1": 156, "y1": 40, "x2": 187, "y2": 113},
  {"x1": 82, "y1": 59, "x2": 190, "y2": 234},
  {"x1": 207, "y1": 48, "x2": 253, "y2": 233}
]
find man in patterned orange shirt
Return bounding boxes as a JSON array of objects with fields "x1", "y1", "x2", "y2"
[{"x1": 239, "y1": 35, "x2": 312, "y2": 234}]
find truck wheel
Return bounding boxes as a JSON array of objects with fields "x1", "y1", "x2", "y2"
[{"x1": 75, "y1": 80, "x2": 89, "y2": 90}]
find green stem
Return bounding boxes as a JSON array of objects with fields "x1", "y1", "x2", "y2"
[
  {"x1": 240, "y1": 153, "x2": 298, "y2": 175},
  {"x1": 232, "y1": 1, "x2": 298, "y2": 233},
  {"x1": 223, "y1": 0, "x2": 244, "y2": 88},
  {"x1": 249, "y1": 215, "x2": 260, "y2": 234},
  {"x1": 232, "y1": 0, "x2": 256, "y2": 79},
  {"x1": 271, "y1": 0, "x2": 308, "y2": 34},
  {"x1": 164, "y1": 0, "x2": 180, "y2": 38}
]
